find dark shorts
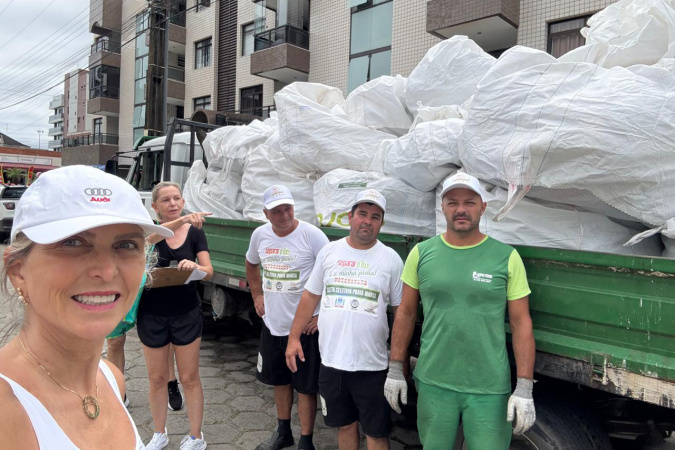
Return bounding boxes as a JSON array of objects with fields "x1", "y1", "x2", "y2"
[
  {"x1": 137, "y1": 307, "x2": 203, "y2": 348},
  {"x1": 256, "y1": 322, "x2": 320, "y2": 395},
  {"x1": 318, "y1": 364, "x2": 392, "y2": 438}
]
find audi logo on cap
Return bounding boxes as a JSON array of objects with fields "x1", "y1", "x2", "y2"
[{"x1": 85, "y1": 188, "x2": 112, "y2": 196}]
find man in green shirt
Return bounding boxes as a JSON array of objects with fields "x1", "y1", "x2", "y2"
[{"x1": 384, "y1": 172, "x2": 536, "y2": 449}]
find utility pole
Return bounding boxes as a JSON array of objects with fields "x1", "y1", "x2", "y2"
[
  {"x1": 145, "y1": 0, "x2": 168, "y2": 137},
  {"x1": 37, "y1": 130, "x2": 43, "y2": 149}
]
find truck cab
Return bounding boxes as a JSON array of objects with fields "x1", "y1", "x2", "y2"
[{"x1": 125, "y1": 131, "x2": 205, "y2": 219}]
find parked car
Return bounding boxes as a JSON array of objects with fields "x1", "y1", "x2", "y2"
[{"x1": 0, "y1": 185, "x2": 27, "y2": 242}]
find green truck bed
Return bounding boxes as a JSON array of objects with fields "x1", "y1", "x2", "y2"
[{"x1": 203, "y1": 218, "x2": 675, "y2": 409}]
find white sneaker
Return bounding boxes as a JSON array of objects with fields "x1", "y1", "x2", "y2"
[
  {"x1": 180, "y1": 432, "x2": 207, "y2": 450},
  {"x1": 146, "y1": 428, "x2": 169, "y2": 450}
]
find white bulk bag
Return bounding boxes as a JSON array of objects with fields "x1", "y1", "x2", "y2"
[
  {"x1": 276, "y1": 82, "x2": 394, "y2": 173},
  {"x1": 405, "y1": 36, "x2": 495, "y2": 116},
  {"x1": 183, "y1": 160, "x2": 243, "y2": 220},
  {"x1": 205, "y1": 166, "x2": 244, "y2": 212},
  {"x1": 383, "y1": 119, "x2": 463, "y2": 192},
  {"x1": 314, "y1": 169, "x2": 435, "y2": 236},
  {"x1": 460, "y1": 61, "x2": 675, "y2": 226},
  {"x1": 434, "y1": 177, "x2": 663, "y2": 256},
  {"x1": 559, "y1": 0, "x2": 675, "y2": 68},
  {"x1": 409, "y1": 104, "x2": 466, "y2": 130},
  {"x1": 345, "y1": 75, "x2": 412, "y2": 136},
  {"x1": 202, "y1": 119, "x2": 275, "y2": 171},
  {"x1": 241, "y1": 143, "x2": 318, "y2": 224}
]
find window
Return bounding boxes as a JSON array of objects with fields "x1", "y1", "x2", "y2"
[
  {"x1": 548, "y1": 16, "x2": 590, "y2": 58},
  {"x1": 194, "y1": 96, "x2": 212, "y2": 111},
  {"x1": 240, "y1": 85, "x2": 263, "y2": 116},
  {"x1": 347, "y1": 0, "x2": 392, "y2": 93},
  {"x1": 89, "y1": 65, "x2": 120, "y2": 99},
  {"x1": 93, "y1": 118, "x2": 102, "y2": 136},
  {"x1": 242, "y1": 23, "x2": 254, "y2": 56},
  {"x1": 136, "y1": 10, "x2": 149, "y2": 33},
  {"x1": 196, "y1": 0, "x2": 210, "y2": 12},
  {"x1": 195, "y1": 38, "x2": 212, "y2": 69}
]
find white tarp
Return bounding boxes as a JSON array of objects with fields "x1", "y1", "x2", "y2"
[
  {"x1": 559, "y1": 0, "x2": 675, "y2": 68},
  {"x1": 345, "y1": 75, "x2": 412, "y2": 136},
  {"x1": 405, "y1": 36, "x2": 495, "y2": 116},
  {"x1": 314, "y1": 169, "x2": 435, "y2": 236},
  {"x1": 183, "y1": 160, "x2": 243, "y2": 220},
  {"x1": 276, "y1": 82, "x2": 394, "y2": 173},
  {"x1": 201, "y1": 119, "x2": 276, "y2": 171},
  {"x1": 460, "y1": 61, "x2": 675, "y2": 226},
  {"x1": 409, "y1": 104, "x2": 466, "y2": 131},
  {"x1": 434, "y1": 177, "x2": 663, "y2": 256},
  {"x1": 383, "y1": 118, "x2": 463, "y2": 192},
  {"x1": 241, "y1": 142, "x2": 318, "y2": 224}
]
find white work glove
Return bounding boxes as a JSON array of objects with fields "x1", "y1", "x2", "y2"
[
  {"x1": 384, "y1": 360, "x2": 407, "y2": 414},
  {"x1": 507, "y1": 378, "x2": 536, "y2": 435}
]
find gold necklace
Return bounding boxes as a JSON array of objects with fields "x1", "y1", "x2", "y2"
[{"x1": 18, "y1": 336, "x2": 100, "y2": 419}]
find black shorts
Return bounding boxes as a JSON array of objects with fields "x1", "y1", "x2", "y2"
[
  {"x1": 256, "y1": 322, "x2": 320, "y2": 395},
  {"x1": 318, "y1": 364, "x2": 391, "y2": 438},
  {"x1": 137, "y1": 307, "x2": 203, "y2": 348}
]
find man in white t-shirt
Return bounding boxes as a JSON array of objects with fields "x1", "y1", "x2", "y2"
[
  {"x1": 286, "y1": 189, "x2": 403, "y2": 450},
  {"x1": 246, "y1": 185, "x2": 329, "y2": 450}
]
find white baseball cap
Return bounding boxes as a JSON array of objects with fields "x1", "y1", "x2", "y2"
[
  {"x1": 351, "y1": 189, "x2": 386, "y2": 213},
  {"x1": 263, "y1": 185, "x2": 295, "y2": 210},
  {"x1": 440, "y1": 172, "x2": 484, "y2": 202},
  {"x1": 11, "y1": 165, "x2": 173, "y2": 244}
]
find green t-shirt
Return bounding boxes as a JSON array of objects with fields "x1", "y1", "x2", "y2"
[{"x1": 401, "y1": 235, "x2": 530, "y2": 394}]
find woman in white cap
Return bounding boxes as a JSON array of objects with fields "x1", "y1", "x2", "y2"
[
  {"x1": 0, "y1": 165, "x2": 173, "y2": 449},
  {"x1": 139, "y1": 181, "x2": 213, "y2": 450}
]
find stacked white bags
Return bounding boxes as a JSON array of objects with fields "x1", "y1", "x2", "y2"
[{"x1": 183, "y1": 0, "x2": 673, "y2": 257}]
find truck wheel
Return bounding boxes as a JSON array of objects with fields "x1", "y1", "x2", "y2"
[{"x1": 454, "y1": 394, "x2": 612, "y2": 449}]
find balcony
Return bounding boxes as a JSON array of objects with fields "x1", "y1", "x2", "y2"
[
  {"x1": 168, "y1": 66, "x2": 185, "y2": 82},
  {"x1": 90, "y1": 38, "x2": 121, "y2": 68},
  {"x1": 48, "y1": 126, "x2": 63, "y2": 136},
  {"x1": 426, "y1": 0, "x2": 519, "y2": 52},
  {"x1": 88, "y1": 85, "x2": 119, "y2": 116},
  {"x1": 61, "y1": 134, "x2": 119, "y2": 166},
  {"x1": 49, "y1": 95, "x2": 64, "y2": 109},
  {"x1": 62, "y1": 133, "x2": 118, "y2": 149},
  {"x1": 250, "y1": 25, "x2": 309, "y2": 83},
  {"x1": 89, "y1": 0, "x2": 122, "y2": 35},
  {"x1": 47, "y1": 139, "x2": 62, "y2": 150},
  {"x1": 48, "y1": 112, "x2": 64, "y2": 124}
]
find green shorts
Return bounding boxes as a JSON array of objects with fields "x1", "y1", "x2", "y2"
[
  {"x1": 106, "y1": 273, "x2": 146, "y2": 340},
  {"x1": 416, "y1": 380, "x2": 511, "y2": 450}
]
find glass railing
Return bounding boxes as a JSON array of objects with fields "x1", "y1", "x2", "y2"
[
  {"x1": 49, "y1": 95, "x2": 64, "y2": 109},
  {"x1": 168, "y1": 66, "x2": 185, "y2": 82},
  {"x1": 238, "y1": 105, "x2": 276, "y2": 119},
  {"x1": 91, "y1": 39, "x2": 120, "y2": 55},
  {"x1": 48, "y1": 126, "x2": 63, "y2": 136},
  {"x1": 89, "y1": 86, "x2": 120, "y2": 100},
  {"x1": 48, "y1": 113, "x2": 64, "y2": 122},
  {"x1": 254, "y1": 25, "x2": 309, "y2": 51},
  {"x1": 62, "y1": 133, "x2": 119, "y2": 148}
]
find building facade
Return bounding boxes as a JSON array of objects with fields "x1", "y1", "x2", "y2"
[
  {"x1": 47, "y1": 94, "x2": 64, "y2": 151},
  {"x1": 75, "y1": 0, "x2": 615, "y2": 167}
]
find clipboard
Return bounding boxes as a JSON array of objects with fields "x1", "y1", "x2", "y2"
[{"x1": 151, "y1": 268, "x2": 208, "y2": 288}]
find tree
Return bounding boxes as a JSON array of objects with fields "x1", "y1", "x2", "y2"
[{"x1": 5, "y1": 168, "x2": 26, "y2": 184}]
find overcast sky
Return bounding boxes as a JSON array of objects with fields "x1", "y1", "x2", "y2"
[{"x1": 0, "y1": 0, "x2": 92, "y2": 149}]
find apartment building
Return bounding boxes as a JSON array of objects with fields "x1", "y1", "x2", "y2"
[
  {"x1": 47, "y1": 94, "x2": 64, "y2": 151},
  {"x1": 71, "y1": 0, "x2": 616, "y2": 165}
]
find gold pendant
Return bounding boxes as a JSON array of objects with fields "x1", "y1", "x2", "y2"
[{"x1": 83, "y1": 395, "x2": 100, "y2": 419}]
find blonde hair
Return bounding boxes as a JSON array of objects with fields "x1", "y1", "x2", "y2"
[
  {"x1": 151, "y1": 182, "x2": 183, "y2": 221},
  {"x1": 151, "y1": 181, "x2": 182, "y2": 203}
]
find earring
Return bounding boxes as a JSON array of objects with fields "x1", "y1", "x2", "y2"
[{"x1": 16, "y1": 288, "x2": 27, "y2": 306}]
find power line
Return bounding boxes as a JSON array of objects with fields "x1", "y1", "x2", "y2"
[
  {"x1": 0, "y1": 0, "x2": 17, "y2": 18},
  {"x1": 0, "y1": 0, "x2": 215, "y2": 112},
  {"x1": 0, "y1": 0, "x2": 57, "y2": 53},
  {"x1": 0, "y1": 0, "x2": 145, "y2": 103}
]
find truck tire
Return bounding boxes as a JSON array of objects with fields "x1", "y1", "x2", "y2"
[{"x1": 454, "y1": 393, "x2": 612, "y2": 450}]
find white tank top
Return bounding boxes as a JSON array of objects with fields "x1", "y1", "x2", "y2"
[{"x1": 0, "y1": 360, "x2": 144, "y2": 449}]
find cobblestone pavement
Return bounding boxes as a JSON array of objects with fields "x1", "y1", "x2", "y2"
[{"x1": 120, "y1": 315, "x2": 422, "y2": 450}]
